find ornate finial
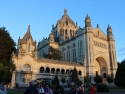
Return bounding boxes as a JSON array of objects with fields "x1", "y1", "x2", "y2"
[
  {"x1": 76, "y1": 22, "x2": 78, "y2": 26},
  {"x1": 97, "y1": 24, "x2": 99, "y2": 28},
  {"x1": 52, "y1": 24, "x2": 54, "y2": 29},
  {"x1": 64, "y1": 8, "x2": 67, "y2": 15},
  {"x1": 28, "y1": 25, "x2": 30, "y2": 32},
  {"x1": 87, "y1": 14, "x2": 88, "y2": 17},
  {"x1": 19, "y1": 36, "x2": 20, "y2": 39},
  {"x1": 108, "y1": 24, "x2": 110, "y2": 28}
]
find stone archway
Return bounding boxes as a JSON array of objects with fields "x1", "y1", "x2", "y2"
[{"x1": 94, "y1": 57, "x2": 108, "y2": 78}]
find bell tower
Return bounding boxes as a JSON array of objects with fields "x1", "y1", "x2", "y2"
[
  {"x1": 84, "y1": 14, "x2": 94, "y2": 80},
  {"x1": 18, "y1": 25, "x2": 37, "y2": 59},
  {"x1": 107, "y1": 25, "x2": 117, "y2": 78}
]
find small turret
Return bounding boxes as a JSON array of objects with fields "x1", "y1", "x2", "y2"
[
  {"x1": 96, "y1": 24, "x2": 99, "y2": 28},
  {"x1": 85, "y1": 14, "x2": 91, "y2": 27},
  {"x1": 107, "y1": 24, "x2": 114, "y2": 41},
  {"x1": 52, "y1": 24, "x2": 54, "y2": 29},
  {"x1": 107, "y1": 24, "x2": 113, "y2": 36},
  {"x1": 64, "y1": 8, "x2": 67, "y2": 15}
]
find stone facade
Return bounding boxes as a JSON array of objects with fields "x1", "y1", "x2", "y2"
[{"x1": 11, "y1": 9, "x2": 117, "y2": 88}]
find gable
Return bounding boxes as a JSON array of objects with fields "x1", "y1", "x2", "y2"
[{"x1": 92, "y1": 28, "x2": 107, "y2": 40}]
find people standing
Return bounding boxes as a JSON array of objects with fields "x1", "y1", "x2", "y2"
[
  {"x1": 0, "y1": 83, "x2": 7, "y2": 94},
  {"x1": 44, "y1": 84, "x2": 53, "y2": 94},
  {"x1": 24, "y1": 81, "x2": 39, "y2": 94},
  {"x1": 77, "y1": 83, "x2": 85, "y2": 94},
  {"x1": 68, "y1": 82, "x2": 77, "y2": 94},
  {"x1": 89, "y1": 83, "x2": 95, "y2": 94},
  {"x1": 53, "y1": 81, "x2": 61, "y2": 94},
  {"x1": 37, "y1": 83, "x2": 43, "y2": 94}
]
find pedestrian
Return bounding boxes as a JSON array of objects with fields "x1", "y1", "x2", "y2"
[
  {"x1": 68, "y1": 82, "x2": 76, "y2": 94},
  {"x1": 24, "y1": 81, "x2": 39, "y2": 94},
  {"x1": 44, "y1": 84, "x2": 53, "y2": 94},
  {"x1": 53, "y1": 81, "x2": 61, "y2": 94},
  {"x1": 88, "y1": 83, "x2": 95, "y2": 94},
  {"x1": 0, "y1": 83, "x2": 7, "y2": 94},
  {"x1": 77, "y1": 83, "x2": 85, "y2": 94},
  {"x1": 37, "y1": 83, "x2": 42, "y2": 94}
]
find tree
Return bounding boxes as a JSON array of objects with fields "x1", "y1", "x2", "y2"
[
  {"x1": 106, "y1": 75, "x2": 113, "y2": 83},
  {"x1": 114, "y1": 59, "x2": 125, "y2": 88},
  {"x1": 94, "y1": 75, "x2": 102, "y2": 84},
  {"x1": 0, "y1": 27, "x2": 16, "y2": 84},
  {"x1": 52, "y1": 75, "x2": 59, "y2": 84},
  {"x1": 43, "y1": 46, "x2": 62, "y2": 60},
  {"x1": 0, "y1": 63, "x2": 3, "y2": 70},
  {"x1": 0, "y1": 27, "x2": 16, "y2": 60},
  {"x1": 71, "y1": 67, "x2": 80, "y2": 85},
  {"x1": 84, "y1": 76, "x2": 90, "y2": 85},
  {"x1": 61, "y1": 77, "x2": 66, "y2": 87}
]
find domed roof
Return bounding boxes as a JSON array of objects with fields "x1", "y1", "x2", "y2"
[{"x1": 57, "y1": 9, "x2": 75, "y2": 26}]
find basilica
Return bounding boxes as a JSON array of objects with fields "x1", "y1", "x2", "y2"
[{"x1": 11, "y1": 9, "x2": 117, "y2": 88}]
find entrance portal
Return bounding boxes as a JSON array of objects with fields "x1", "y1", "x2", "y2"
[{"x1": 95, "y1": 57, "x2": 107, "y2": 77}]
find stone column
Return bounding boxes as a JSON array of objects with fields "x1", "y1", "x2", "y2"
[{"x1": 10, "y1": 71, "x2": 16, "y2": 89}]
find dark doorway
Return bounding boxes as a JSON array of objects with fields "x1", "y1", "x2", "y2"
[
  {"x1": 96, "y1": 71, "x2": 98, "y2": 76},
  {"x1": 103, "y1": 73, "x2": 106, "y2": 78}
]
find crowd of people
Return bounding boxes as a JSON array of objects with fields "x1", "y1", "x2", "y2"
[
  {"x1": 68, "y1": 82, "x2": 95, "y2": 94},
  {"x1": 24, "y1": 80, "x2": 62, "y2": 94},
  {"x1": 24, "y1": 80, "x2": 95, "y2": 94},
  {"x1": 0, "y1": 81, "x2": 95, "y2": 94}
]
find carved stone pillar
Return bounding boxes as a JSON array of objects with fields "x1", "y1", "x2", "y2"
[{"x1": 10, "y1": 71, "x2": 16, "y2": 88}]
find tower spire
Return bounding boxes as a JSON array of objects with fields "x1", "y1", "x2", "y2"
[
  {"x1": 28, "y1": 25, "x2": 30, "y2": 32},
  {"x1": 85, "y1": 14, "x2": 91, "y2": 27},
  {"x1": 64, "y1": 8, "x2": 67, "y2": 15}
]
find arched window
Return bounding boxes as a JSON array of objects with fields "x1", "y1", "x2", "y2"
[
  {"x1": 61, "y1": 69, "x2": 65, "y2": 74},
  {"x1": 51, "y1": 68, "x2": 55, "y2": 74},
  {"x1": 78, "y1": 70, "x2": 81, "y2": 75},
  {"x1": 46, "y1": 67, "x2": 50, "y2": 73},
  {"x1": 28, "y1": 43, "x2": 30, "y2": 52},
  {"x1": 70, "y1": 70, "x2": 73, "y2": 74},
  {"x1": 56, "y1": 68, "x2": 60, "y2": 74},
  {"x1": 66, "y1": 69, "x2": 69, "y2": 75},
  {"x1": 23, "y1": 64, "x2": 31, "y2": 71},
  {"x1": 40, "y1": 67, "x2": 44, "y2": 73}
]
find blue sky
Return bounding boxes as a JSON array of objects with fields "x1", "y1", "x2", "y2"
[{"x1": 0, "y1": 0, "x2": 125, "y2": 62}]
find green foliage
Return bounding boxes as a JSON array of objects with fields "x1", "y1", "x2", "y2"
[
  {"x1": 60, "y1": 86, "x2": 64, "y2": 94},
  {"x1": 97, "y1": 83, "x2": 109, "y2": 92},
  {"x1": 94, "y1": 75, "x2": 102, "y2": 84},
  {"x1": 114, "y1": 59, "x2": 125, "y2": 88},
  {"x1": 0, "y1": 27, "x2": 16, "y2": 84},
  {"x1": 43, "y1": 46, "x2": 62, "y2": 60},
  {"x1": 0, "y1": 27, "x2": 16, "y2": 60},
  {"x1": 15, "y1": 83, "x2": 19, "y2": 88},
  {"x1": 50, "y1": 84, "x2": 56, "y2": 89},
  {"x1": 84, "y1": 76, "x2": 90, "y2": 85},
  {"x1": 61, "y1": 77, "x2": 66, "y2": 86},
  {"x1": 52, "y1": 75, "x2": 59, "y2": 84},
  {"x1": 71, "y1": 67, "x2": 80, "y2": 85},
  {"x1": 106, "y1": 75, "x2": 113, "y2": 83},
  {"x1": 0, "y1": 63, "x2": 3, "y2": 70}
]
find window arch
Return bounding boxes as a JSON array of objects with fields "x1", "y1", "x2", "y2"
[
  {"x1": 70, "y1": 70, "x2": 73, "y2": 74},
  {"x1": 56, "y1": 68, "x2": 60, "y2": 74},
  {"x1": 23, "y1": 64, "x2": 31, "y2": 71},
  {"x1": 40, "y1": 67, "x2": 44, "y2": 73},
  {"x1": 78, "y1": 70, "x2": 82, "y2": 75},
  {"x1": 28, "y1": 43, "x2": 30, "y2": 52},
  {"x1": 66, "y1": 69, "x2": 69, "y2": 74},
  {"x1": 46, "y1": 67, "x2": 50, "y2": 73},
  {"x1": 61, "y1": 69, "x2": 65, "y2": 74},
  {"x1": 51, "y1": 68, "x2": 55, "y2": 74}
]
